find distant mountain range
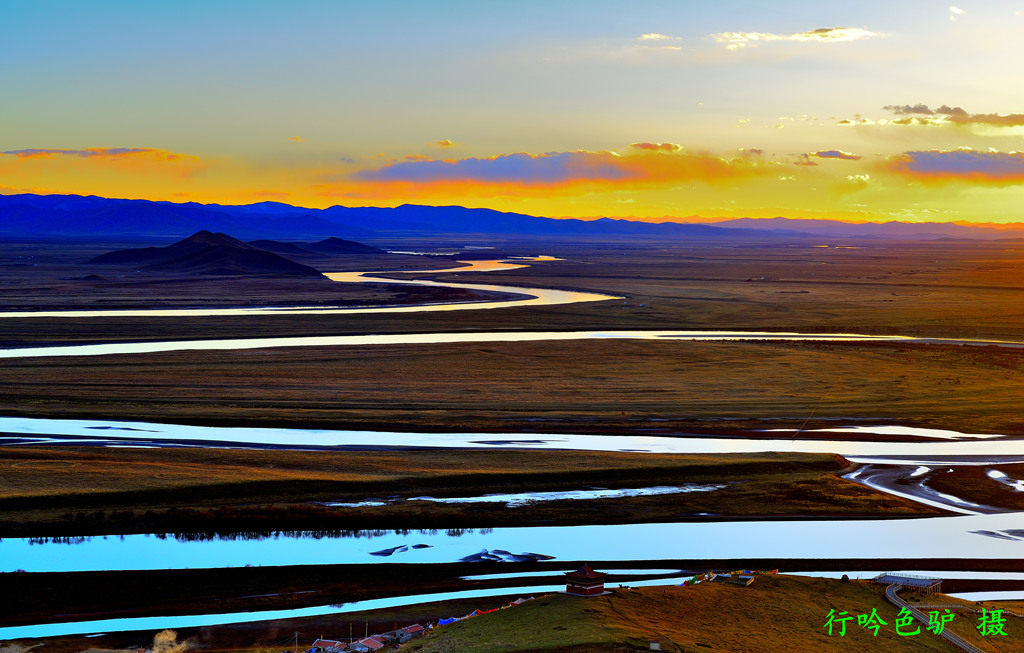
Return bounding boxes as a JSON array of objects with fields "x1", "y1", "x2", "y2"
[{"x1": 2, "y1": 193, "x2": 1022, "y2": 241}]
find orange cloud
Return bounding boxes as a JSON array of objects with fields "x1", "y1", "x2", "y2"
[
  {"x1": 0, "y1": 146, "x2": 203, "y2": 178},
  {"x1": 1, "y1": 147, "x2": 192, "y2": 161},
  {"x1": 435, "y1": 139, "x2": 457, "y2": 147},
  {"x1": 0, "y1": 183, "x2": 50, "y2": 194}
]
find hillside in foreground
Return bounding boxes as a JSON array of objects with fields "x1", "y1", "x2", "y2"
[{"x1": 404, "y1": 575, "x2": 1016, "y2": 652}]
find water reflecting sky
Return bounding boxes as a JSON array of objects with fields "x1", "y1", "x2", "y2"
[{"x1": 6, "y1": 514, "x2": 1024, "y2": 573}]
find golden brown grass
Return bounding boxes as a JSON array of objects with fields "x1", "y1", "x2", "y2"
[
  {"x1": 5, "y1": 339, "x2": 1024, "y2": 436},
  {"x1": 6, "y1": 240, "x2": 1024, "y2": 345},
  {"x1": 403, "y1": 575, "x2": 1019, "y2": 652},
  {"x1": 0, "y1": 448, "x2": 937, "y2": 535}
]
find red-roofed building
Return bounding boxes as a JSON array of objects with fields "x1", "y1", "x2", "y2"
[
  {"x1": 349, "y1": 636, "x2": 385, "y2": 652},
  {"x1": 565, "y1": 563, "x2": 607, "y2": 596},
  {"x1": 311, "y1": 640, "x2": 342, "y2": 652}
]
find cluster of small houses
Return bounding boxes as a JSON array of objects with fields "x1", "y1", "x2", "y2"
[
  {"x1": 307, "y1": 565, "x2": 774, "y2": 651},
  {"x1": 311, "y1": 623, "x2": 426, "y2": 652},
  {"x1": 677, "y1": 568, "x2": 777, "y2": 588}
]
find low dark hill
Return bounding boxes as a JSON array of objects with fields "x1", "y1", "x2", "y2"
[
  {"x1": 248, "y1": 237, "x2": 386, "y2": 257},
  {"x1": 247, "y1": 239, "x2": 318, "y2": 257},
  {"x1": 304, "y1": 236, "x2": 386, "y2": 255},
  {"x1": 89, "y1": 231, "x2": 325, "y2": 277}
]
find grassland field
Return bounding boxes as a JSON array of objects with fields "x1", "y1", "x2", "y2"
[
  {"x1": 0, "y1": 448, "x2": 938, "y2": 538},
  {"x1": 5, "y1": 238, "x2": 1024, "y2": 651},
  {"x1": 4, "y1": 239, "x2": 1024, "y2": 437}
]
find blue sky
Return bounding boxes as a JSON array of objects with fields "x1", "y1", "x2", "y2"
[{"x1": 4, "y1": 1, "x2": 1024, "y2": 222}]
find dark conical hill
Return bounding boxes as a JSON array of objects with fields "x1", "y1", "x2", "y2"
[{"x1": 89, "y1": 231, "x2": 324, "y2": 277}]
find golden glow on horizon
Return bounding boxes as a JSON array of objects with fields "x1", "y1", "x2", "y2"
[
  {"x1": 4, "y1": 138, "x2": 1024, "y2": 223},
  {"x1": 5, "y1": 3, "x2": 1024, "y2": 223}
]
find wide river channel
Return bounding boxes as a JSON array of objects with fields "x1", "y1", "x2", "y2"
[{"x1": 4, "y1": 258, "x2": 1024, "y2": 638}]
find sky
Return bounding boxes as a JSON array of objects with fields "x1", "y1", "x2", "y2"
[{"x1": 4, "y1": 0, "x2": 1024, "y2": 223}]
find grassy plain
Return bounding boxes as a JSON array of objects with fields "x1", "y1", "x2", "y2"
[
  {"x1": 0, "y1": 448, "x2": 937, "y2": 537},
  {"x1": 4, "y1": 338, "x2": 1024, "y2": 436},
  {"x1": 7, "y1": 238, "x2": 1024, "y2": 340},
  {"x1": 4, "y1": 239, "x2": 1024, "y2": 436}
]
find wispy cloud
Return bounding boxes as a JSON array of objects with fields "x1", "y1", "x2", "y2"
[
  {"x1": 812, "y1": 150, "x2": 862, "y2": 160},
  {"x1": 0, "y1": 147, "x2": 203, "y2": 181},
  {"x1": 630, "y1": 142, "x2": 682, "y2": 152},
  {"x1": 0, "y1": 183, "x2": 49, "y2": 194},
  {"x1": 710, "y1": 27, "x2": 883, "y2": 51},
  {"x1": 288, "y1": 136, "x2": 306, "y2": 142},
  {"x1": 883, "y1": 104, "x2": 1024, "y2": 127},
  {"x1": 434, "y1": 139, "x2": 457, "y2": 148},
  {"x1": 949, "y1": 5, "x2": 966, "y2": 20},
  {"x1": 888, "y1": 149, "x2": 1024, "y2": 183},
  {"x1": 793, "y1": 150, "x2": 862, "y2": 166},
  {"x1": 638, "y1": 33, "x2": 679, "y2": 41},
  {"x1": 1, "y1": 147, "x2": 192, "y2": 161}
]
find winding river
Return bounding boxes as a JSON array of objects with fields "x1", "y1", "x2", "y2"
[
  {"x1": 5, "y1": 257, "x2": 1024, "y2": 638},
  {"x1": 0, "y1": 260, "x2": 619, "y2": 320}
]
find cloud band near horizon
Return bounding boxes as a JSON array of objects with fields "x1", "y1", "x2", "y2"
[
  {"x1": 1, "y1": 147, "x2": 192, "y2": 161},
  {"x1": 888, "y1": 149, "x2": 1024, "y2": 182},
  {"x1": 353, "y1": 150, "x2": 762, "y2": 188}
]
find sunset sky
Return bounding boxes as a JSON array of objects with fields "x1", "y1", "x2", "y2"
[{"x1": 5, "y1": 1, "x2": 1024, "y2": 223}]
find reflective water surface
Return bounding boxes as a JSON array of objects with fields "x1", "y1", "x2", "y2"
[
  {"x1": 4, "y1": 416, "x2": 1024, "y2": 461},
  {"x1": 7, "y1": 513, "x2": 1024, "y2": 574},
  {"x1": 324, "y1": 485, "x2": 727, "y2": 508},
  {"x1": 5, "y1": 256, "x2": 1024, "y2": 637}
]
